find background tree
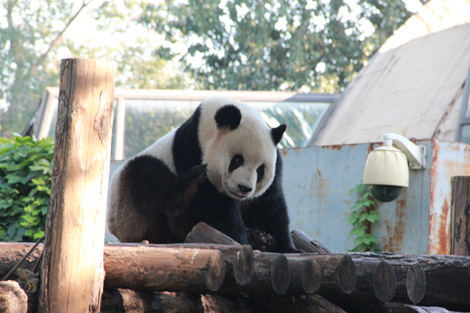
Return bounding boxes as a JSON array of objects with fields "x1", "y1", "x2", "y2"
[
  {"x1": 139, "y1": 0, "x2": 425, "y2": 92},
  {"x1": 0, "y1": 1, "x2": 93, "y2": 136},
  {"x1": 0, "y1": 0, "x2": 186, "y2": 137},
  {"x1": 0, "y1": 0, "x2": 426, "y2": 137}
]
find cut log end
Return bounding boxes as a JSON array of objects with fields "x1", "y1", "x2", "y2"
[
  {"x1": 302, "y1": 258, "x2": 322, "y2": 294},
  {"x1": 336, "y1": 255, "x2": 357, "y2": 294},
  {"x1": 271, "y1": 255, "x2": 290, "y2": 295},
  {"x1": 406, "y1": 263, "x2": 426, "y2": 304},
  {"x1": 288, "y1": 257, "x2": 321, "y2": 294},
  {"x1": 232, "y1": 245, "x2": 254, "y2": 286},
  {"x1": 205, "y1": 250, "x2": 226, "y2": 292},
  {"x1": 373, "y1": 260, "x2": 396, "y2": 303}
]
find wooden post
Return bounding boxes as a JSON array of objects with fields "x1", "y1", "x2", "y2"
[
  {"x1": 39, "y1": 58, "x2": 116, "y2": 313},
  {"x1": 450, "y1": 176, "x2": 470, "y2": 255}
]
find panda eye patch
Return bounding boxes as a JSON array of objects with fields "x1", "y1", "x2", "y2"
[
  {"x1": 229, "y1": 154, "x2": 244, "y2": 172},
  {"x1": 256, "y1": 164, "x2": 265, "y2": 183}
]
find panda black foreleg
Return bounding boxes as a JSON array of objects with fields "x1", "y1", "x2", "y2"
[
  {"x1": 170, "y1": 164, "x2": 207, "y2": 216},
  {"x1": 189, "y1": 182, "x2": 249, "y2": 245},
  {"x1": 241, "y1": 184, "x2": 300, "y2": 253},
  {"x1": 122, "y1": 155, "x2": 206, "y2": 217}
]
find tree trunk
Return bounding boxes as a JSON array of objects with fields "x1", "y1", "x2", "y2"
[{"x1": 38, "y1": 58, "x2": 116, "y2": 313}]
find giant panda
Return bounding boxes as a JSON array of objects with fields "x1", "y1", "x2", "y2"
[{"x1": 107, "y1": 96, "x2": 299, "y2": 253}]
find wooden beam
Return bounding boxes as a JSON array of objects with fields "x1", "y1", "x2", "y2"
[
  {"x1": 185, "y1": 222, "x2": 241, "y2": 246},
  {"x1": 104, "y1": 245, "x2": 226, "y2": 293},
  {"x1": 38, "y1": 58, "x2": 116, "y2": 313},
  {"x1": 349, "y1": 252, "x2": 470, "y2": 309},
  {"x1": 291, "y1": 229, "x2": 331, "y2": 253}
]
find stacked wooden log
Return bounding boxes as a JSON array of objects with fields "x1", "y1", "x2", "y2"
[{"x1": 1, "y1": 224, "x2": 470, "y2": 312}]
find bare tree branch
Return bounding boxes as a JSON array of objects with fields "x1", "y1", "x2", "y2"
[{"x1": 34, "y1": 0, "x2": 97, "y2": 67}]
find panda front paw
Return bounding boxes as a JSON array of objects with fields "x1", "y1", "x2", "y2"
[{"x1": 246, "y1": 227, "x2": 276, "y2": 252}]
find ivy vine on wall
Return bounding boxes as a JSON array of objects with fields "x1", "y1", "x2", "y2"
[{"x1": 347, "y1": 183, "x2": 380, "y2": 252}]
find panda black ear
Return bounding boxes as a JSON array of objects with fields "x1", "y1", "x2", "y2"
[
  {"x1": 214, "y1": 104, "x2": 241, "y2": 130},
  {"x1": 271, "y1": 124, "x2": 286, "y2": 145}
]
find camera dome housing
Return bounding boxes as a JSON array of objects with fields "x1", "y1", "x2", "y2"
[{"x1": 363, "y1": 145, "x2": 409, "y2": 202}]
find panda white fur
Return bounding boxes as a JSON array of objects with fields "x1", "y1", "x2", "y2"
[{"x1": 107, "y1": 96, "x2": 298, "y2": 252}]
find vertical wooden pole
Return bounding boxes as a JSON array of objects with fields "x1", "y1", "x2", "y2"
[
  {"x1": 450, "y1": 176, "x2": 470, "y2": 256},
  {"x1": 39, "y1": 58, "x2": 116, "y2": 312}
]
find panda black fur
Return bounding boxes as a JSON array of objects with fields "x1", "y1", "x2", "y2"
[{"x1": 107, "y1": 97, "x2": 298, "y2": 252}]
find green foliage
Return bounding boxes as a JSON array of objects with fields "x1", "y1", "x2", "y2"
[
  {"x1": 139, "y1": 0, "x2": 416, "y2": 93},
  {"x1": 347, "y1": 183, "x2": 380, "y2": 252},
  {"x1": 0, "y1": 135, "x2": 54, "y2": 242},
  {"x1": 0, "y1": 0, "x2": 423, "y2": 137},
  {"x1": 0, "y1": 1, "x2": 91, "y2": 136}
]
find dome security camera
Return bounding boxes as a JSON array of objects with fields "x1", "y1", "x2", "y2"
[
  {"x1": 363, "y1": 134, "x2": 426, "y2": 202},
  {"x1": 363, "y1": 144, "x2": 409, "y2": 202}
]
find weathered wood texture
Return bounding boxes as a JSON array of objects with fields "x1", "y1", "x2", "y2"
[
  {"x1": 249, "y1": 294, "x2": 348, "y2": 313},
  {"x1": 101, "y1": 289, "x2": 255, "y2": 313},
  {"x1": 286, "y1": 257, "x2": 321, "y2": 294},
  {"x1": 340, "y1": 302, "x2": 463, "y2": 313},
  {"x1": 3, "y1": 242, "x2": 470, "y2": 311},
  {"x1": 389, "y1": 262, "x2": 426, "y2": 305},
  {"x1": 291, "y1": 229, "x2": 331, "y2": 253},
  {"x1": 313, "y1": 254, "x2": 357, "y2": 297},
  {"x1": 38, "y1": 58, "x2": 116, "y2": 313},
  {"x1": 450, "y1": 176, "x2": 470, "y2": 256},
  {"x1": 185, "y1": 222, "x2": 241, "y2": 245},
  {"x1": 0, "y1": 243, "x2": 42, "y2": 279},
  {"x1": 104, "y1": 245, "x2": 226, "y2": 293},
  {"x1": 221, "y1": 252, "x2": 291, "y2": 295},
  {"x1": 350, "y1": 259, "x2": 396, "y2": 303},
  {"x1": 184, "y1": 225, "x2": 254, "y2": 285},
  {"x1": 349, "y1": 252, "x2": 470, "y2": 310}
]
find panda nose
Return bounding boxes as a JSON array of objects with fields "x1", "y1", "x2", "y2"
[{"x1": 238, "y1": 184, "x2": 252, "y2": 193}]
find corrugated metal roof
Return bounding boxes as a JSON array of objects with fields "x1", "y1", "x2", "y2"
[{"x1": 309, "y1": 0, "x2": 470, "y2": 146}]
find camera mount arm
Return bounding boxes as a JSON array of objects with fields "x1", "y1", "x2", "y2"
[{"x1": 383, "y1": 133, "x2": 426, "y2": 170}]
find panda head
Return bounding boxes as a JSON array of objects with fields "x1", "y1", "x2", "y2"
[{"x1": 202, "y1": 102, "x2": 285, "y2": 200}]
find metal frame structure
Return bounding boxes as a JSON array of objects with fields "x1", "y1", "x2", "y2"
[{"x1": 25, "y1": 88, "x2": 338, "y2": 160}]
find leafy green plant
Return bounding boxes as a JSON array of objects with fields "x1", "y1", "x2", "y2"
[
  {"x1": 0, "y1": 135, "x2": 54, "y2": 242},
  {"x1": 347, "y1": 183, "x2": 380, "y2": 252}
]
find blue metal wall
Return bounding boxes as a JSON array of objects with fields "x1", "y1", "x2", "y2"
[
  {"x1": 281, "y1": 141, "x2": 432, "y2": 253},
  {"x1": 107, "y1": 139, "x2": 470, "y2": 254}
]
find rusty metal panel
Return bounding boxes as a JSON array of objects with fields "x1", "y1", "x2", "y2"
[
  {"x1": 428, "y1": 140, "x2": 470, "y2": 254},
  {"x1": 281, "y1": 142, "x2": 432, "y2": 253}
]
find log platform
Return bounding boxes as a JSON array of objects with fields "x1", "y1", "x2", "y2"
[{"x1": 2, "y1": 224, "x2": 470, "y2": 312}]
